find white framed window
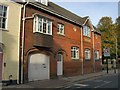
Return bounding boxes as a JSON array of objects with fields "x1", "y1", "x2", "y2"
[
  {"x1": 71, "y1": 47, "x2": 79, "y2": 59},
  {"x1": 57, "y1": 24, "x2": 65, "y2": 35},
  {"x1": 34, "y1": 15, "x2": 52, "y2": 35},
  {"x1": 95, "y1": 50, "x2": 99, "y2": 60},
  {"x1": 0, "y1": 5, "x2": 7, "y2": 29},
  {"x1": 83, "y1": 26, "x2": 90, "y2": 37},
  {"x1": 85, "y1": 49, "x2": 91, "y2": 60}
]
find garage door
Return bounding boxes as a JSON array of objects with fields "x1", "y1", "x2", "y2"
[
  {"x1": 0, "y1": 52, "x2": 3, "y2": 81},
  {"x1": 28, "y1": 53, "x2": 50, "y2": 81}
]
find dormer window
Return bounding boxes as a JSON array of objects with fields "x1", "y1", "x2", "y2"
[{"x1": 35, "y1": 0, "x2": 48, "y2": 6}]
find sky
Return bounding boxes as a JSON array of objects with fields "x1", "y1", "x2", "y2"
[{"x1": 50, "y1": 0, "x2": 118, "y2": 26}]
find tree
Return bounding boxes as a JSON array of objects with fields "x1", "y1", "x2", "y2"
[
  {"x1": 115, "y1": 16, "x2": 120, "y2": 57},
  {"x1": 97, "y1": 17, "x2": 116, "y2": 58}
]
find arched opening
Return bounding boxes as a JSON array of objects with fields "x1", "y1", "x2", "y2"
[
  {"x1": 56, "y1": 52, "x2": 63, "y2": 76},
  {"x1": 28, "y1": 53, "x2": 50, "y2": 81}
]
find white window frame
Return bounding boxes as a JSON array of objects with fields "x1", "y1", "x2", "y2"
[
  {"x1": 33, "y1": 15, "x2": 52, "y2": 35},
  {"x1": 71, "y1": 47, "x2": 79, "y2": 59},
  {"x1": 95, "y1": 50, "x2": 99, "y2": 60},
  {"x1": 57, "y1": 24, "x2": 65, "y2": 35},
  {"x1": 85, "y1": 49, "x2": 91, "y2": 60},
  {"x1": 0, "y1": 5, "x2": 8, "y2": 30},
  {"x1": 83, "y1": 26, "x2": 91, "y2": 37}
]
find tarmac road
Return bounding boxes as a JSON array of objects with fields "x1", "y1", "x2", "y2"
[{"x1": 63, "y1": 73, "x2": 119, "y2": 89}]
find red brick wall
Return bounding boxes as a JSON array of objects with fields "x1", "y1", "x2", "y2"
[
  {"x1": 94, "y1": 33, "x2": 102, "y2": 72},
  {"x1": 21, "y1": 5, "x2": 102, "y2": 81},
  {"x1": 53, "y1": 19, "x2": 82, "y2": 76}
]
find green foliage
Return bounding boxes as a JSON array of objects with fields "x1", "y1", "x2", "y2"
[
  {"x1": 115, "y1": 16, "x2": 120, "y2": 57},
  {"x1": 97, "y1": 16, "x2": 118, "y2": 58}
]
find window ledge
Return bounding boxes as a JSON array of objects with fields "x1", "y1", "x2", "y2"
[
  {"x1": 0, "y1": 28, "x2": 8, "y2": 31},
  {"x1": 85, "y1": 59, "x2": 91, "y2": 61},
  {"x1": 57, "y1": 32, "x2": 65, "y2": 36},
  {"x1": 95, "y1": 59, "x2": 100, "y2": 61},
  {"x1": 72, "y1": 58, "x2": 79, "y2": 60},
  {"x1": 83, "y1": 35, "x2": 91, "y2": 38},
  {"x1": 33, "y1": 31, "x2": 52, "y2": 36}
]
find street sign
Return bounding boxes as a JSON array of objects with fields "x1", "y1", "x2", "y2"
[{"x1": 104, "y1": 47, "x2": 110, "y2": 57}]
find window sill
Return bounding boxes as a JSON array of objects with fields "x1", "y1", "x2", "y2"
[
  {"x1": 72, "y1": 58, "x2": 79, "y2": 60},
  {"x1": 95, "y1": 59, "x2": 100, "y2": 61},
  {"x1": 33, "y1": 31, "x2": 52, "y2": 36},
  {"x1": 85, "y1": 59, "x2": 91, "y2": 61},
  {"x1": 83, "y1": 35, "x2": 91, "y2": 38},
  {"x1": 57, "y1": 32, "x2": 65, "y2": 36},
  {"x1": 0, "y1": 28, "x2": 8, "y2": 31}
]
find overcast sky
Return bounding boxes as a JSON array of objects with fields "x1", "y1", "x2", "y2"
[{"x1": 50, "y1": 0, "x2": 118, "y2": 26}]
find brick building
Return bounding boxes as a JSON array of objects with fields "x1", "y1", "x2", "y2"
[{"x1": 18, "y1": 0, "x2": 102, "y2": 83}]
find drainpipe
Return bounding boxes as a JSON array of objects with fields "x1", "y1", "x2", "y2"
[
  {"x1": 92, "y1": 31, "x2": 95, "y2": 72},
  {"x1": 81, "y1": 27, "x2": 83, "y2": 75},
  {"x1": 20, "y1": 1, "x2": 29, "y2": 84}
]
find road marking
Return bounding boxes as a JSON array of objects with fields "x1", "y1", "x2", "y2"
[
  {"x1": 64, "y1": 86, "x2": 71, "y2": 88},
  {"x1": 94, "y1": 81, "x2": 112, "y2": 88},
  {"x1": 74, "y1": 83, "x2": 89, "y2": 87}
]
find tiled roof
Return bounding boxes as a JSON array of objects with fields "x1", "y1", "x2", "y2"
[
  {"x1": 29, "y1": 1, "x2": 88, "y2": 26},
  {"x1": 12, "y1": 0, "x2": 88, "y2": 26}
]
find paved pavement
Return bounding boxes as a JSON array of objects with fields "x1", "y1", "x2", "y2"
[{"x1": 2, "y1": 69, "x2": 117, "y2": 88}]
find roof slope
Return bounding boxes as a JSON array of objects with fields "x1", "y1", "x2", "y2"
[
  {"x1": 29, "y1": 1, "x2": 88, "y2": 26},
  {"x1": 11, "y1": 0, "x2": 88, "y2": 26}
]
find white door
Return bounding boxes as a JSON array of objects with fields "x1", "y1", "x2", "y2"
[
  {"x1": 28, "y1": 53, "x2": 50, "y2": 81},
  {"x1": 57, "y1": 54, "x2": 63, "y2": 76},
  {"x1": 0, "y1": 52, "x2": 3, "y2": 81}
]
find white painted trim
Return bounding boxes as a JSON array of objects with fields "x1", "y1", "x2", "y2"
[{"x1": 83, "y1": 17, "x2": 94, "y2": 31}]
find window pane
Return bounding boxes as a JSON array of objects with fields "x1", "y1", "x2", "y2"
[
  {"x1": 3, "y1": 11, "x2": 7, "y2": 17},
  {"x1": 2, "y1": 18, "x2": 6, "y2": 23},
  {"x1": 58, "y1": 24, "x2": 64, "y2": 35},
  {"x1": 0, "y1": 11, "x2": 2, "y2": 16},
  {"x1": 2, "y1": 22, "x2": 5, "y2": 28},
  {"x1": 4, "y1": 6, "x2": 7, "y2": 12},
  {"x1": 0, "y1": 5, "x2": 3, "y2": 11},
  {"x1": 0, "y1": 23, "x2": 1, "y2": 28},
  {"x1": 0, "y1": 5, "x2": 7, "y2": 29},
  {"x1": 71, "y1": 47, "x2": 79, "y2": 59},
  {"x1": 47, "y1": 21, "x2": 51, "y2": 34},
  {"x1": 43, "y1": 23, "x2": 46, "y2": 33},
  {"x1": 85, "y1": 49, "x2": 90, "y2": 59},
  {"x1": 38, "y1": 18, "x2": 42, "y2": 32}
]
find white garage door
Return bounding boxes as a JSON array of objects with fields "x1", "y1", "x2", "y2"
[{"x1": 28, "y1": 53, "x2": 50, "y2": 81}]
